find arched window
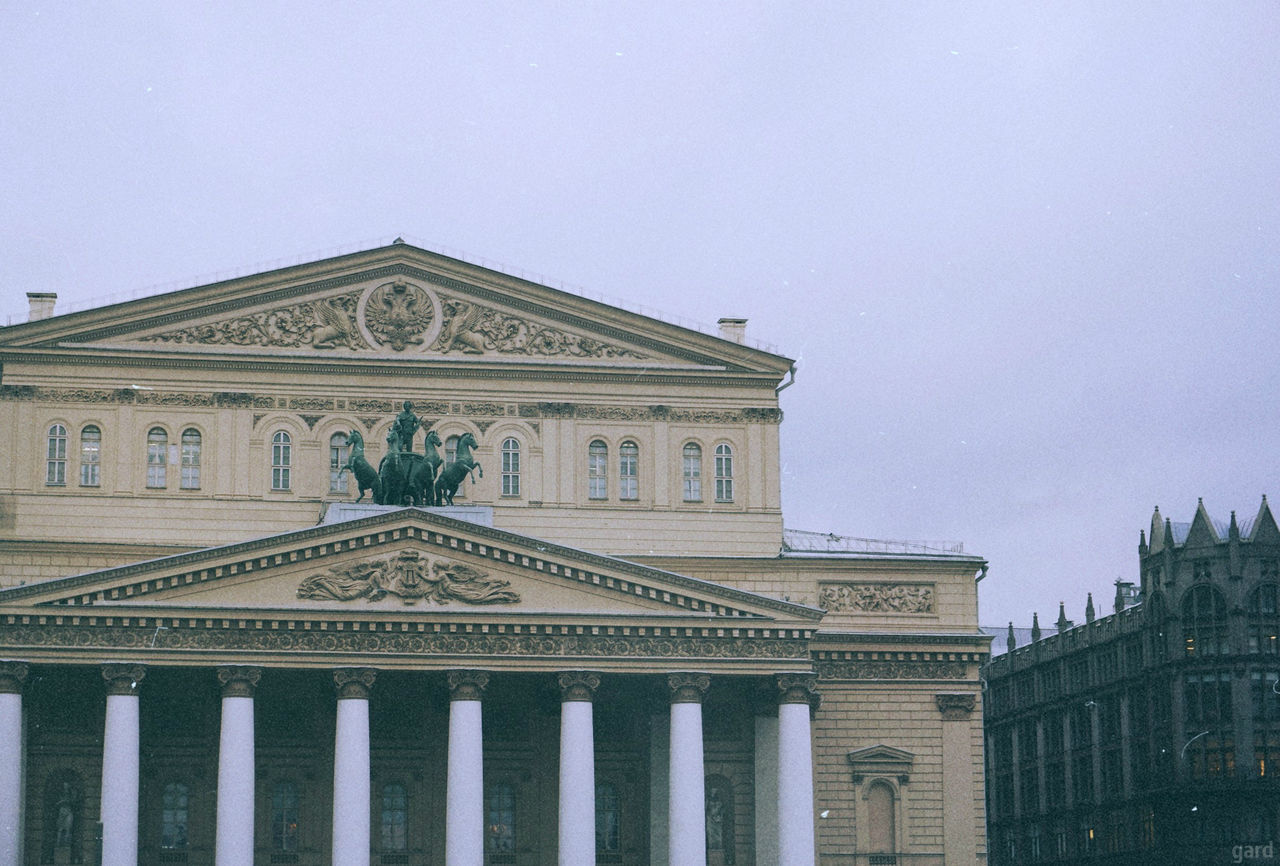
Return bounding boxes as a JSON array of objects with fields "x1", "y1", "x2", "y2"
[
  {"x1": 682, "y1": 443, "x2": 702, "y2": 502},
  {"x1": 1249, "y1": 585, "x2": 1280, "y2": 654},
  {"x1": 146, "y1": 428, "x2": 168, "y2": 488},
  {"x1": 595, "y1": 782, "x2": 621, "y2": 855},
  {"x1": 180, "y1": 428, "x2": 201, "y2": 489},
  {"x1": 380, "y1": 783, "x2": 407, "y2": 851},
  {"x1": 705, "y1": 775, "x2": 735, "y2": 864},
  {"x1": 271, "y1": 431, "x2": 291, "y2": 491},
  {"x1": 588, "y1": 440, "x2": 608, "y2": 500},
  {"x1": 867, "y1": 779, "x2": 897, "y2": 853},
  {"x1": 270, "y1": 781, "x2": 299, "y2": 852},
  {"x1": 619, "y1": 441, "x2": 638, "y2": 500},
  {"x1": 1182, "y1": 584, "x2": 1228, "y2": 656},
  {"x1": 485, "y1": 782, "x2": 516, "y2": 853},
  {"x1": 46, "y1": 423, "x2": 68, "y2": 485},
  {"x1": 501, "y1": 437, "x2": 521, "y2": 497},
  {"x1": 714, "y1": 444, "x2": 734, "y2": 502},
  {"x1": 160, "y1": 782, "x2": 189, "y2": 850},
  {"x1": 445, "y1": 435, "x2": 465, "y2": 500},
  {"x1": 79, "y1": 425, "x2": 100, "y2": 487},
  {"x1": 329, "y1": 432, "x2": 350, "y2": 495}
]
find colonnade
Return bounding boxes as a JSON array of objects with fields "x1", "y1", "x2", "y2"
[{"x1": 0, "y1": 660, "x2": 819, "y2": 866}]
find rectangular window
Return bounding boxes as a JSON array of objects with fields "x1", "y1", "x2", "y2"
[
  {"x1": 619, "y1": 443, "x2": 638, "y2": 501},
  {"x1": 180, "y1": 430, "x2": 201, "y2": 489},
  {"x1": 146, "y1": 429, "x2": 167, "y2": 488},
  {"x1": 47, "y1": 425, "x2": 67, "y2": 485},
  {"x1": 272, "y1": 433, "x2": 291, "y2": 491},
  {"x1": 79, "y1": 426, "x2": 101, "y2": 486},
  {"x1": 502, "y1": 439, "x2": 521, "y2": 497},
  {"x1": 588, "y1": 442, "x2": 607, "y2": 500}
]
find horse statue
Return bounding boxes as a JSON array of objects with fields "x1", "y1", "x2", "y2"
[
  {"x1": 410, "y1": 430, "x2": 444, "y2": 506},
  {"x1": 377, "y1": 428, "x2": 408, "y2": 506},
  {"x1": 341, "y1": 430, "x2": 382, "y2": 503},
  {"x1": 436, "y1": 431, "x2": 483, "y2": 506}
]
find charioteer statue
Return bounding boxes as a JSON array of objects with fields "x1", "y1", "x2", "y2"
[{"x1": 339, "y1": 400, "x2": 482, "y2": 507}]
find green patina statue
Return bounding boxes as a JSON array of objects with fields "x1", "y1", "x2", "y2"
[{"x1": 340, "y1": 402, "x2": 480, "y2": 507}]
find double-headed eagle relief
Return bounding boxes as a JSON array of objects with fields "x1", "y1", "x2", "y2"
[
  {"x1": 139, "y1": 278, "x2": 649, "y2": 359},
  {"x1": 297, "y1": 549, "x2": 520, "y2": 605}
]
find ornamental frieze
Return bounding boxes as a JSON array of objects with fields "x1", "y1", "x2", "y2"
[
  {"x1": 139, "y1": 291, "x2": 371, "y2": 350},
  {"x1": 431, "y1": 294, "x2": 648, "y2": 359},
  {"x1": 296, "y1": 550, "x2": 520, "y2": 606},
  {"x1": 818, "y1": 582, "x2": 934, "y2": 614},
  {"x1": 0, "y1": 623, "x2": 809, "y2": 661},
  {"x1": 815, "y1": 659, "x2": 968, "y2": 680}
]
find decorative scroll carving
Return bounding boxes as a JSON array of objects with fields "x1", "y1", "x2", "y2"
[
  {"x1": 296, "y1": 551, "x2": 520, "y2": 606},
  {"x1": 101, "y1": 663, "x2": 146, "y2": 696},
  {"x1": 0, "y1": 661, "x2": 29, "y2": 694},
  {"x1": 935, "y1": 692, "x2": 976, "y2": 720},
  {"x1": 333, "y1": 667, "x2": 378, "y2": 700},
  {"x1": 3, "y1": 623, "x2": 808, "y2": 661},
  {"x1": 448, "y1": 670, "x2": 490, "y2": 701},
  {"x1": 140, "y1": 292, "x2": 371, "y2": 350},
  {"x1": 668, "y1": 672, "x2": 711, "y2": 704},
  {"x1": 434, "y1": 295, "x2": 649, "y2": 359},
  {"x1": 216, "y1": 665, "x2": 262, "y2": 698},
  {"x1": 776, "y1": 673, "x2": 819, "y2": 705},
  {"x1": 558, "y1": 671, "x2": 602, "y2": 702},
  {"x1": 517, "y1": 403, "x2": 781, "y2": 424},
  {"x1": 816, "y1": 660, "x2": 968, "y2": 681},
  {"x1": 818, "y1": 583, "x2": 935, "y2": 614}
]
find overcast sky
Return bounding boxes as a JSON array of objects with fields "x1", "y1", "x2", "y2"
[{"x1": 4, "y1": 2, "x2": 1278, "y2": 629}]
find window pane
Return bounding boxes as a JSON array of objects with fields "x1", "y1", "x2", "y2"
[
  {"x1": 486, "y1": 783, "x2": 516, "y2": 852},
  {"x1": 682, "y1": 443, "x2": 702, "y2": 501},
  {"x1": 502, "y1": 437, "x2": 521, "y2": 497},
  {"x1": 714, "y1": 444, "x2": 733, "y2": 502},
  {"x1": 272, "y1": 431, "x2": 291, "y2": 490},
  {"x1": 619, "y1": 442, "x2": 638, "y2": 500},
  {"x1": 330, "y1": 432, "x2": 350, "y2": 494},
  {"x1": 79, "y1": 425, "x2": 100, "y2": 486},
  {"x1": 588, "y1": 440, "x2": 607, "y2": 500},
  {"x1": 160, "y1": 782, "x2": 189, "y2": 850},
  {"x1": 381, "y1": 783, "x2": 407, "y2": 851},
  {"x1": 146, "y1": 428, "x2": 167, "y2": 488},
  {"x1": 271, "y1": 782, "x2": 299, "y2": 851},
  {"x1": 46, "y1": 424, "x2": 67, "y2": 485},
  {"x1": 180, "y1": 428, "x2": 201, "y2": 489}
]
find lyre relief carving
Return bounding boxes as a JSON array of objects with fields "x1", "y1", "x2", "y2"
[{"x1": 296, "y1": 550, "x2": 520, "y2": 605}]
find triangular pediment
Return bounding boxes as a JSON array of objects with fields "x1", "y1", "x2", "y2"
[
  {"x1": 0, "y1": 508, "x2": 821, "y2": 625},
  {"x1": 0, "y1": 243, "x2": 792, "y2": 375}
]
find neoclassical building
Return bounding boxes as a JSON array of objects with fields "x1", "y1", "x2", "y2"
[{"x1": 0, "y1": 242, "x2": 989, "y2": 865}]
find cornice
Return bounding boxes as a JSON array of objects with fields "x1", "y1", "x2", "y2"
[
  {"x1": 0, "y1": 612, "x2": 814, "y2": 671},
  {"x1": 0, "y1": 510, "x2": 822, "y2": 621}
]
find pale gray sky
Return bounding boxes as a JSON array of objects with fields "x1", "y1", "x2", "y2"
[{"x1": 4, "y1": 2, "x2": 1278, "y2": 629}]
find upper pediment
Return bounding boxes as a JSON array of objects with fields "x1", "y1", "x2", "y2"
[
  {"x1": 0, "y1": 243, "x2": 792, "y2": 375},
  {"x1": 0, "y1": 507, "x2": 822, "y2": 626}
]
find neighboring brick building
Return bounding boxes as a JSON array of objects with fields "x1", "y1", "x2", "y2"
[
  {"x1": 983, "y1": 499, "x2": 1280, "y2": 866},
  {"x1": 0, "y1": 242, "x2": 989, "y2": 865}
]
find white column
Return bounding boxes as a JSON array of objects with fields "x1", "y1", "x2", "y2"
[
  {"x1": 667, "y1": 673, "x2": 709, "y2": 866},
  {"x1": 215, "y1": 666, "x2": 261, "y2": 866},
  {"x1": 776, "y1": 674, "x2": 817, "y2": 866},
  {"x1": 447, "y1": 670, "x2": 488, "y2": 866},
  {"x1": 332, "y1": 668, "x2": 377, "y2": 866},
  {"x1": 0, "y1": 662, "x2": 30, "y2": 866},
  {"x1": 558, "y1": 672, "x2": 600, "y2": 866},
  {"x1": 101, "y1": 664, "x2": 145, "y2": 866}
]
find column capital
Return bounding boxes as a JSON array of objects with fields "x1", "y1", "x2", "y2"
[
  {"x1": 667, "y1": 672, "x2": 711, "y2": 704},
  {"x1": 558, "y1": 671, "x2": 601, "y2": 702},
  {"x1": 102, "y1": 663, "x2": 146, "y2": 696},
  {"x1": 333, "y1": 667, "x2": 377, "y2": 700},
  {"x1": 935, "y1": 692, "x2": 976, "y2": 720},
  {"x1": 0, "y1": 661, "x2": 30, "y2": 694},
  {"x1": 447, "y1": 669, "x2": 490, "y2": 702},
  {"x1": 217, "y1": 665, "x2": 263, "y2": 698},
  {"x1": 776, "y1": 673, "x2": 819, "y2": 706}
]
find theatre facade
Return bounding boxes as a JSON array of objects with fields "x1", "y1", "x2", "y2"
[{"x1": 0, "y1": 242, "x2": 989, "y2": 866}]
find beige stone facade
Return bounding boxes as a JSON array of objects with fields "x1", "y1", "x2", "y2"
[{"x1": 0, "y1": 242, "x2": 989, "y2": 865}]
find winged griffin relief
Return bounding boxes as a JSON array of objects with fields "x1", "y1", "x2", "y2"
[
  {"x1": 137, "y1": 279, "x2": 649, "y2": 359},
  {"x1": 297, "y1": 550, "x2": 520, "y2": 605}
]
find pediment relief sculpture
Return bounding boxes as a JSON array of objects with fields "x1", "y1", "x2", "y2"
[
  {"x1": 137, "y1": 279, "x2": 649, "y2": 360},
  {"x1": 296, "y1": 550, "x2": 520, "y2": 606}
]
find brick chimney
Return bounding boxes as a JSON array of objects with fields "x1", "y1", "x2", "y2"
[
  {"x1": 27, "y1": 292, "x2": 57, "y2": 322},
  {"x1": 717, "y1": 317, "x2": 747, "y2": 344}
]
